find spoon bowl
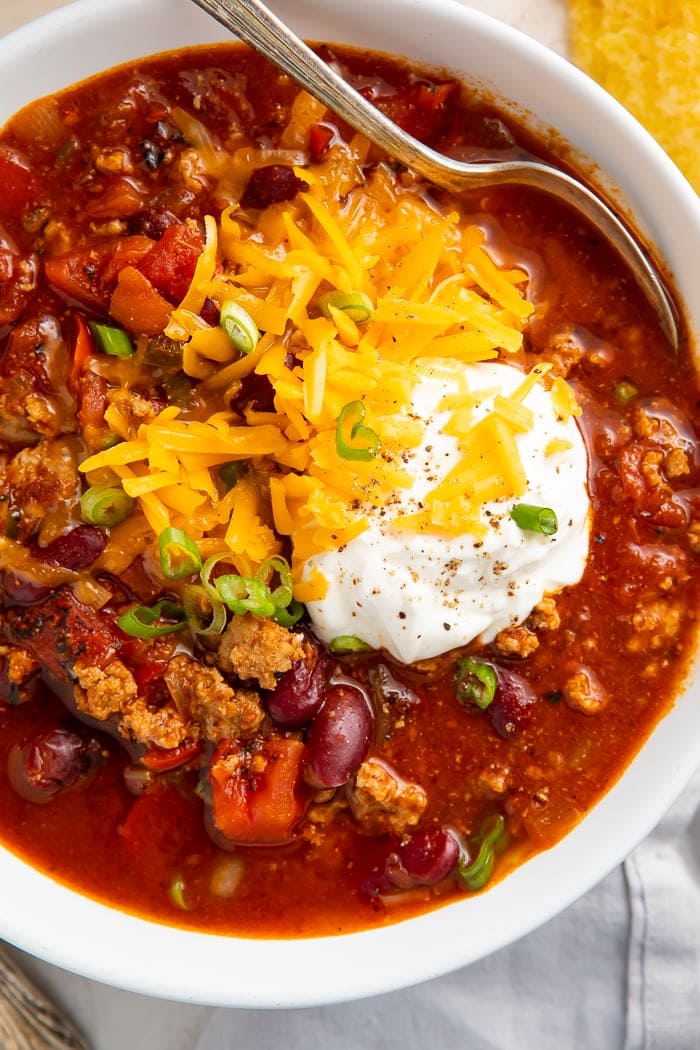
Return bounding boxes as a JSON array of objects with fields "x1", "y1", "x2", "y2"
[{"x1": 191, "y1": 0, "x2": 681, "y2": 349}]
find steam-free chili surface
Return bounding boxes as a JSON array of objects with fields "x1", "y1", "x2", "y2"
[{"x1": 0, "y1": 44, "x2": 698, "y2": 937}]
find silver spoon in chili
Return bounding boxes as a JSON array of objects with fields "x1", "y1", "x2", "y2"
[{"x1": 190, "y1": 0, "x2": 681, "y2": 350}]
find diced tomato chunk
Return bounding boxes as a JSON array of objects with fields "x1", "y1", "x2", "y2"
[
  {"x1": 45, "y1": 235, "x2": 155, "y2": 310},
  {"x1": 137, "y1": 221, "x2": 204, "y2": 304},
  {"x1": 210, "y1": 736, "x2": 307, "y2": 846},
  {"x1": 109, "y1": 265, "x2": 174, "y2": 335},
  {"x1": 0, "y1": 146, "x2": 35, "y2": 220}
]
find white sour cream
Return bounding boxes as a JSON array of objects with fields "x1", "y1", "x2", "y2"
[{"x1": 304, "y1": 361, "x2": 591, "y2": 664}]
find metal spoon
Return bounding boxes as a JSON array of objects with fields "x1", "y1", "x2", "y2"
[{"x1": 191, "y1": 0, "x2": 681, "y2": 349}]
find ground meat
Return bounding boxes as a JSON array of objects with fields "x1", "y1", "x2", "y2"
[
  {"x1": 0, "y1": 645, "x2": 39, "y2": 684},
  {"x1": 563, "y1": 667, "x2": 608, "y2": 715},
  {"x1": 475, "y1": 764, "x2": 511, "y2": 800},
  {"x1": 542, "y1": 330, "x2": 584, "y2": 378},
  {"x1": 164, "y1": 651, "x2": 263, "y2": 740},
  {"x1": 628, "y1": 599, "x2": 683, "y2": 652},
  {"x1": 348, "y1": 758, "x2": 427, "y2": 835},
  {"x1": 119, "y1": 697, "x2": 195, "y2": 750},
  {"x1": 106, "y1": 388, "x2": 161, "y2": 437},
  {"x1": 217, "y1": 614, "x2": 306, "y2": 690},
  {"x1": 689, "y1": 521, "x2": 700, "y2": 554},
  {"x1": 2, "y1": 438, "x2": 79, "y2": 541},
  {"x1": 494, "y1": 624, "x2": 539, "y2": 658},
  {"x1": 664, "y1": 448, "x2": 691, "y2": 479},
  {"x1": 0, "y1": 644, "x2": 40, "y2": 706},
  {"x1": 74, "y1": 658, "x2": 138, "y2": 720},
  {"x1": 527, "y1": 597, "x2": 561, "y2": 633}
]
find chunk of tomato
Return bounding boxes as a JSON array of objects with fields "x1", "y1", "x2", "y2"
[
  {"x1": 209, "y1": 736, "x2": 307, "y2": 846},
  {"x1": 0, "y1": 146, "x2": 36, "y2": 220},
  {"x1": 44, "y1": 235, "x2": 154, "y2": 310},
  {"x1": 137, "y1": 221, "x2": 204, "y2": 304}
]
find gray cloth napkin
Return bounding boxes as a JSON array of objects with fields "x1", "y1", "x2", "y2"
[{"x1": 9, "y1": 764, "x2": 700, "y2": 1050}]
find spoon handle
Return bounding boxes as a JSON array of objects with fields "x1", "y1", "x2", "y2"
[
  {"x1": 0, "y1": 945, "x2": 89, "y2": 1050},
  {"x1": 191, "y1": 0, "x2": 680, "y2": 348}
]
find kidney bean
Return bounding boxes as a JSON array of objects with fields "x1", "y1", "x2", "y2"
[
  {"x1": 304, "y1": 682, "x2": 374, "y2": 789},
  {"x1": 31, "y1": 524, "x2": 107, "y2": 571},
  {"x1": 1, "y1": 570, "x2": 51, "y2": 605},
  {"x1": 385, "y1": 825, "x2": 461, "y2": 889},
  {"x1": 7, "y1": 728, "x2": 98, "y2": 803},
  {"x1": 489, "y1": 668, "x2": 536, "y2": 739},
  {"x1": 240, "y1": 165, "x2": 309, "y2": 209},
  {"x1": 266, "y1": 647, "x2": 328, "y2": 729}
]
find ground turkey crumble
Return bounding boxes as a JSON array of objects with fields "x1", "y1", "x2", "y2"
[
  {"x1": 348, "y1": 758, "x2": 427, "y2": 835},
  {"x1": 217, "y1": 613, "x2": 306, "y2": 690}
]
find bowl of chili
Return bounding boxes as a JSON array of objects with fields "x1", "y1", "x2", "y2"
[{"x1": 0, "y1": 0, "x2": 698, "y2": 1008}]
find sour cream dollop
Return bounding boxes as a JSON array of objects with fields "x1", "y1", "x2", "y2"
[{"x1": 303, "y1": 361, "x2": 591, "y2": 664}]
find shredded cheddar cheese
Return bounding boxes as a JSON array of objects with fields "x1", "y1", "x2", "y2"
[{"x1": 77, "y1": 90, "x2": 571, "y2": 599}]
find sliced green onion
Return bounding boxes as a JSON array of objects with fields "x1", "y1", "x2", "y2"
[
  {"x1": 117, "y1": 599, "x2": 188, "y2": 639},
  {"x1": 336, "y1": 400, "x2": 380, "y2": 462},
  {"x1": 218, "y1": 462, "x2": 239, "y2": 491},
  {"x1": 168, "y1": 873, "x2": 190, "y2": 911},
  {"x1": 273, "y1": 598, "x2": 305, "y2": 627},
  {"x1": 510, "y1": 503, "x2": 558, "y2": 536},
  {"x1": 216, "y1": 574, "x2": 276, "y2": 618},
  {"x1": 80, "y1": 484, "x2": 134, "y2": 527},
  {"x1": 455, "y1": 658, "x2": 497, "y2": 710},
  {"x1": 200, "y1": 553, "x2": 234, "y2": 604},
  {"x1": 329, "y1": 635, "x2": 372, "y2": 654},
  {"x1": 183, "y1": 584, "x2": 228, "y2": 637},
  {"x1": 318, "y1": 290, "x2": 374, "y2": 323},
  {"x1": 256, "y1": 555, "x2": 293, "y2": 610},
  {"x1": 614, "y1": 379, "x2": 639, "y2": 405},
  {"x1": 158, "y1": 526, "x2": 202, "y2": 580},
  {"x1": 219, "y1": 301, "x2": 260, "y2": 355},
  {"x1": 88, "y1": 322, "x2": 135, "y2": 358},
  {"x1": 458, "y1": 814, "x2": 508, "y2": 892}
]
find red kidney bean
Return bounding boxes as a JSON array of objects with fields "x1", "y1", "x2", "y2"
[
  {"x1": 267, "y1": 647, "x2": 328, "y2": 729},
  {"x1": 7, "y1": 728, "x2": 98, "y2": 803},
  {"x1": 240, "y1": 165, "x2": 309, "y2": 209},
  {"x1": 304, "y1": 682, "x2": 374, "y2": 789},
  {"x1": 386, "y1": 825, "x2": 461, "y2": 888},
  {"x1": 1, "y1": 570, "x2": 51, "y2": 605},
  {"x1": 489, "y1": 668, "x2": 536, "y2": 739},
  {"x1": 31, "y1": 524, "x2": 107, "y2": 571}
]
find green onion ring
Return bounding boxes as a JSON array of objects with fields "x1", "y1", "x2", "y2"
[
  {"x1": 454, "y1": 657, "x2": 497, "y2": 710},
  {"x1": 117, "y1": 599, "x2": 188, "y2": 639},
  {"x1": 182, "y1": 584, "x2": 228, "y2": 637},
  {"x1": 255, "y1": 554, "x2": 294, "y2": 609},
  {"x1": 215, "y1": 574, "x2": 277, "y2": 618},
  {"x1": 158, "y1": 526, "x2": 203, "y2": 580},
  {"x1": 318, "y1": 290, "x2": 374, "y2": 323},
  {"x1": 273, "y1": 599, "x2": 305, "y2": 627},
  {"x1": 219, "y1": 301, "x2": 260, "y2": 355},
  {"x1": 80, "y1": 484, "x2": 134, "y2": 527},
  {"x1": 336, "y1": 400, "x2": 380, "y2": 462}
]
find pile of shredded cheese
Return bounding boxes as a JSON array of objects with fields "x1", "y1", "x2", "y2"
[
  {"x1": 569, "y1": 0, "x2": 700, "y2": 192},
  {"x1": 80, "y1": 91, "x2": 552, "y2": 602}
]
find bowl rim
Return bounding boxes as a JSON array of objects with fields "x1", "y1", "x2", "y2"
[{"x1": 0, "y1": 0, "x2": 699, "y2": 1009}]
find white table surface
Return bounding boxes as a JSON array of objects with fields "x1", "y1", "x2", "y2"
[{"x1": 1, "y1": 3, "x2": 699, "y2": 1049}]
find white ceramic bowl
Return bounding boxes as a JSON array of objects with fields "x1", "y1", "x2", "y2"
[{"x1": 1, "y1": 0, "x2": 699, "y2": 1009}]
